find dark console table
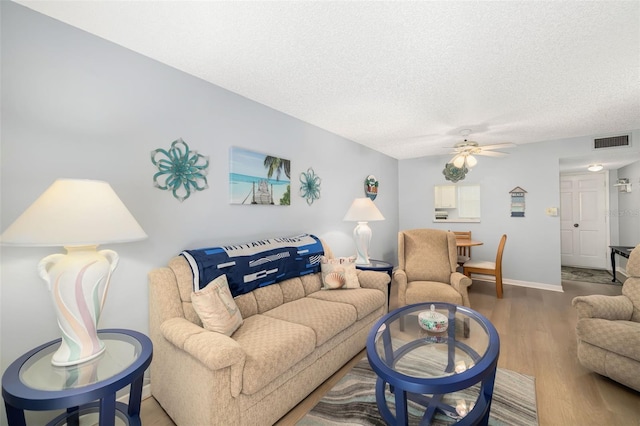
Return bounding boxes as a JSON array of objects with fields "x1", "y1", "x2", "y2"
[{"x1": 609, "y1": 246, "x2": 635, "y2": 282}]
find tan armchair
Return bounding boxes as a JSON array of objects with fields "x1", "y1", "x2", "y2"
[
  {"x1": 571, "y1": 245, "x2": 640, "y2": 391},
  {"x1": 394, "y1": 229, "x2": 473, "y2": 308}
]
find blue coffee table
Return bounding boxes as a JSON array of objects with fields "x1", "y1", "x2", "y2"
[
  {"x1": 366, "y1": 303, "x2": 500, "y2": 425},
  {"x1": 2, "y1": 329, "x2": 152, "y2": 426}
]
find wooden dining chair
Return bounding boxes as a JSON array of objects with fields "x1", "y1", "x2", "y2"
[
  {"x1": 453, "y1": 231, "x2": 472, "y2": 266},
  {"x1": 463, "y1": 234, "x2": 507, "y2": 298}
]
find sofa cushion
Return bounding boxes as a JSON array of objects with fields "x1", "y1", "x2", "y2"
[
  {"x1": 576, "y1": 318, "x2": 640, "y2": 361},
  {"x1": 253, "y1": 284, "x2": 284, "y2": 313},
  {"x1": 191, "y1": 274, "x2": 243, "y2": 336},
  {"x1": 264, "y1": 298, "x2": 357, "y2": 346},
  {"x1": 300, "y1": 273, "x2": 323, "y2": 296},
  {"x1": 320, "y1": 257, "x2": 359, "y2": 289},
  {"x1": 405, "y1": 281, "x2": 463, "y2": 306},
  {"x1": 233, "y1": 314, "x2": 316, "y2": 395},
  {"x1": 308, "y1": 288, "x2": 385, "y2": 321}
]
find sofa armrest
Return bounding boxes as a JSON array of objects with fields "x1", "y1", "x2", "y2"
[
  {"x1": 572, "y1": 295, "x2": 633, "y2": 321},
  {"x1": 357, "y1": 269, "x2": 391, "y2": 292},
  {"x1": 160, "y1": 317, "x2": 246, "y2": 397},
  {"x1": 357, "y1": 269, "x2": 391, "y2": 307}
]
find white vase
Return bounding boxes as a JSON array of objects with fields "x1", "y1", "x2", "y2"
[{"x1": 38, "y1": 245, "x2": 118, "y2": 366}]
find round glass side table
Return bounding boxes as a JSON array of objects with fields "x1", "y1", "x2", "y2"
[
  {"x1": 366, "y1": 303, "x2": 500, "y2": 425},
  {"x1": 2, "y1": 329, "x2": 153, "y2": 426}
]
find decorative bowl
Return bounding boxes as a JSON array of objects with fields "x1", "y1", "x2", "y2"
[{"x1": 418, "y1": 305, "x2": 448, "y2": 333}]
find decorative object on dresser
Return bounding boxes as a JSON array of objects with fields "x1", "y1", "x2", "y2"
[
  {"x1": 0, "y1": 179, "x2": 147, "y2": 366},
  {"x1": 343, "y1": 197, "x2": 385, "y2": 265}
]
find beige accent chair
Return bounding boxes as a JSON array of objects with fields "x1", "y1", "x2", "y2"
[
  {"x1": 394, "y1": 229, "x2": 472, "y2": 308},
  {"x1": 463, "y1": 234, "x2": 507, "y2": 299},
  {"x1": 572, "y1": 245, "x2": 640, "y2": 392}
]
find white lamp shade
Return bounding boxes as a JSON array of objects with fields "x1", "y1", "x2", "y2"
[
  {"x1": 452, "y1": 155, "x2": 466, "y2": 168},
  {"x1": 466, "y1": 155, "x2": 477, "y2": 168},
  {"x1": 343, "y1": 198, "x2": 385, "y2": 222},
  {"x1": 1, "y1": 179, "x2": 147, "y2": 247}
]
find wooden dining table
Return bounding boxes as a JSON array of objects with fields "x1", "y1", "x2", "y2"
[{"x1": 456, "y1": 239, "x2": 483, "y2": 248}]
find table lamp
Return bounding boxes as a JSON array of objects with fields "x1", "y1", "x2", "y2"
[
  {"x1": 0, "y1": 179, "x2": 147, "y2": 366},
  {"x1": 343, "y1": 197, "x2": 385, "y2": 265}
]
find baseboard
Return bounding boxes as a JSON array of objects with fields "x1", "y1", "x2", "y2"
[
  {"x1": 470, "y1": 275, "x2": 564, "y2": 293},
  {"x1": 116, "y1": 383, "x2": 152, "y2": 404},
  {"x1": 614, "y1": 268, "x2": 629, "y2": 283}
]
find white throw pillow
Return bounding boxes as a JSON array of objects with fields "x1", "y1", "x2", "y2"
[
  {"x1": 191, "y1": 274, "x2": 243, "y2": 336},
  {"x1": 320, "y1": 256, "x2": 360, "y2": 290}
]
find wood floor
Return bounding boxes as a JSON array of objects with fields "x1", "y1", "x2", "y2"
[{"x1": 140, "y1": 279, "x2": 640, "y2": 425}]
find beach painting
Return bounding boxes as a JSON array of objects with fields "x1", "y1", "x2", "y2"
[{"x1": 229, "y1": 147, "x2": 291, "y2": 205}]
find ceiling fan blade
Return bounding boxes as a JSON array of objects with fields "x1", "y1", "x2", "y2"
[
  {"x1": 477, "y1": 143, "x2": 516, "y2": 150},
  {"x1": 476, "y1": 150, "x2": 509, "y2": 157}
]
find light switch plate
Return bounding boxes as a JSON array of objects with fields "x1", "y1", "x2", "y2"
[{"x1": 545, "y1": 207, "x2": 558, "y2": 216}]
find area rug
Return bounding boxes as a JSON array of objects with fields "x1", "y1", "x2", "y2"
[
  {"x1": 297, "y1": 357, "x2": 538, "y2": 426},
  {"x1": 561, "y1": 266, "x2": 618, "y2": 285}
]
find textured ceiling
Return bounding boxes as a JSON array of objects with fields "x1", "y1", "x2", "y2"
[{"x1": 15, "y1": 1, "x2": 640, "y2": 163}]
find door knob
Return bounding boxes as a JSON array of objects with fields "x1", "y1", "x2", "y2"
[{"x1": 573, "y1": 223, "x2": 579, "y2": 228}]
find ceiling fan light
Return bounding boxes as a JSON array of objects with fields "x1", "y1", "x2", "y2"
[
  {"x1": 587, "y1": 164, "x2": 603, "y2": 172},
  {"x1": 452, "y1": 155, "x2": 466, "y2": 168},
  {"x1": 466, "y1": 155, "x2": 477, "y2": 168}
]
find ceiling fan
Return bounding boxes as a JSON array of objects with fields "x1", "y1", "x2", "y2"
[{"x1": 448, "y1": 129, "x2": 515, "y2": 169}]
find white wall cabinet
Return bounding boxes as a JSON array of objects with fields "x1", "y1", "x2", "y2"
[{"x1": 434, "y1": 185, "x2": 457, "y2": 208}]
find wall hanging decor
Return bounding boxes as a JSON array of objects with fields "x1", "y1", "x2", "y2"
[
  {"x1": 442, "y1": 163, "x2": 468, "y2": 183},
  {"x1": 299, "y1": 167, "x2": 321, "y2": 205},
  {"x1": 364, "y1": 175, "x2": 379, "y2": 200},
  {"x1": 151, "y1": 138, "x2": 209, "y2": 202},
  {"x1": 229, "y1": 147, "x2": 291, "y2": 205},
  {"x1": 509, "y1": 187, "x2": 527, "y2": 217}
]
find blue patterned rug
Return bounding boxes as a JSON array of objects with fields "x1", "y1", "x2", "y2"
[{"x1": 298, "y1": 357, "x2": 538, "y2": 425}]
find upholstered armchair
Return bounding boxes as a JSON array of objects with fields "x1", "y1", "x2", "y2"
[
  {"x1": 394, "y1": 229, "x2": 472, "y2": 308},
  {"x1": 571, "y1": 245, "x2": 640, "y2": 391}
]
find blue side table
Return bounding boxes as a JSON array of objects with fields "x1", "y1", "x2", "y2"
[
  {"x1": 366, "y1": 303, "x2": 500, "y2": 425},
  {"x1": 2, "y1": 329, "x2": 153, "y2": 426},
  {"x1": 356, "y1": 259, "x2": 394, "y2": 307}
]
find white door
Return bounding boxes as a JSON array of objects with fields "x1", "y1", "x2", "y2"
[{"x1": 560, "y1": 173, "x2": 607, "y2": 269}]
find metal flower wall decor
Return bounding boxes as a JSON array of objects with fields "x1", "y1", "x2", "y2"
[
  {"x1": 299, "y1": 167, "x2": 321, "y2": 205},
  {"x1": 151, "y1": 138, "x2": 209, "y2": 202},
  {"x1": 442, "y1": 163, "x2": 468, "y2": 183}
]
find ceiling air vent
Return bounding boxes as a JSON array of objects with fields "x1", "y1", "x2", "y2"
[{"x1": 594, "y1": 135, "x2": 630, "y2": 149}]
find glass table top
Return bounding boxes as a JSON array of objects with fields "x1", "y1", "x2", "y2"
[
  {"x1": 373, "y1": 303, "x2": 490, "y2": 379},
  {"x1": 19, "y1": 332, "x2": 143, "y2": 391}
]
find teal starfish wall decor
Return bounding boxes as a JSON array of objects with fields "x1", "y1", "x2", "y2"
[
  {"x1": 299, "y1": 167, "x2": 321, "y2": 205},
  {"x1": 151, "y1": 138, "x2": 209, "y2": 202}
]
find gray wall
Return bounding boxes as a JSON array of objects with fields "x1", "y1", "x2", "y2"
[
  {"x1": 398, "y1": 134, "x2": 640, "y2": 289},
  {"x1": 0, "y1": 1, "x2": 399, "y2": 409}
]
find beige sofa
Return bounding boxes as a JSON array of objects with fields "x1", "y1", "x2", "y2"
[
  {"x1": 572, "y1": 245, "x2": 640, "y2": 391},
  {"x1": 148, "y1": 243, "x2": 389, "y2": 426}
]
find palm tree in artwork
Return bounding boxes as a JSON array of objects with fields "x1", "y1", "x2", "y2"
[{"x1": 263, "y1": 156, "x2": 291, "y2": 181}]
